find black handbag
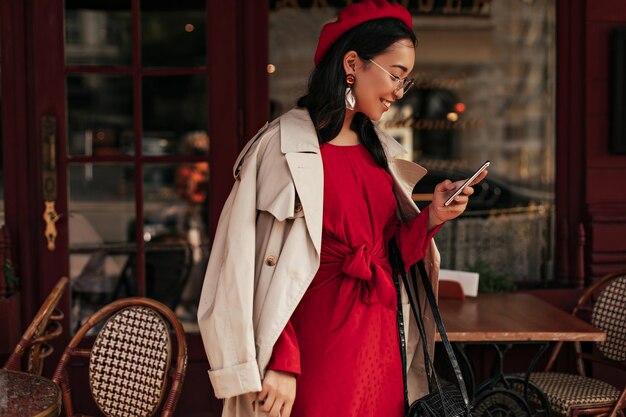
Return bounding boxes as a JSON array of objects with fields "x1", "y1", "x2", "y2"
[{"x1": 389, "y1": 240, "x2": 472, "y2": 417}]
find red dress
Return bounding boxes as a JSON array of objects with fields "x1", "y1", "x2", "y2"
[{"x1": 268, "y1": 142, "x2": 441, "y2": 417}]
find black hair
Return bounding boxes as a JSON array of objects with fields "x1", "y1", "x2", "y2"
[{"x1": 298, "y1": 18, "x2": 417, "y2": 169}]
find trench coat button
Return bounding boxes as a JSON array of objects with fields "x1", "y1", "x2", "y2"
[
  {"x1": 265, "y1": 255, "x2": 277, "y2": 266},
  {"x1": 294, "y1": 203, "x2": 303, "y2": 213}
]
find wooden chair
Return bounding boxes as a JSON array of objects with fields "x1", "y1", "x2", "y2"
[
  {"x1": 3, "y1": 276, "x2": 69, "y2": 374},
  {"x1": 52, "y1": 297, "x2": 187, "y2": 417},
  {"x1": 528, "y1": 270, "x2": 626, "y2": 417}
]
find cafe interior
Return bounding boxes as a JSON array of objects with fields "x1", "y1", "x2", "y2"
[{"x1": 0, "y1": 0, "x2": 624, "y2": 416}]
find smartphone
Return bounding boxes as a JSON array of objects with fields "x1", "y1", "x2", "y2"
[{"x1": 444, "y1": 161, "x2": 490, "y2": 206}]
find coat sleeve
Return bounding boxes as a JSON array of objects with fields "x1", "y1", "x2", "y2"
[{"x1": 197, "y1": 137, "x2": 265, "y2": 399}]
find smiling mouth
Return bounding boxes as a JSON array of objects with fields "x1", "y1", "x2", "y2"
[{"x1": 380, "y1": 99, "x2": 393, "y2": 109}]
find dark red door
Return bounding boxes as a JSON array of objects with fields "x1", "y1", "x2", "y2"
[{"x1": 17, "y1": 0, "x2": 268, "y2": 414}]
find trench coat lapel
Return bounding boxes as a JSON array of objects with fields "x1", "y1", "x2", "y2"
[
  {"x1": 280, "y1": 109, "x2": 324, "y2": 256},
  {"x1": 374, "y1": 124, "x2": 429, "y2": 220}
]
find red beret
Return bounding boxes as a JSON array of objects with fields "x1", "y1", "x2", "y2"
[{"x1": 314, "y1": 0, "x2": 413, "y2": 66}]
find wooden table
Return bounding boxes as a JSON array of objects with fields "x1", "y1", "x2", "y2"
[
  {"x1": 0, "y1": 369, "x2": 61, "y2": 417},
  {"x1": 436, "y1": 293, "x2": 606, "y2": 343},
  {"x1": 433, "y1": 293, "x2": 606, "y2": 416}
]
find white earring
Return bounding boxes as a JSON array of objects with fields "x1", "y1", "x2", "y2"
[
  {"x1": 345, "y1": 87, "x2": 356, "y2": 111},
  {"x1": 345, "y1": 74, "x2": 356, "y2": 110}
]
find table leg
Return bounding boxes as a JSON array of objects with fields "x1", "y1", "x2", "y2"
[
  {"x1": 460, "y1": 343, "x2": 552, "y2": 417},
  {"x1": 500, "y1": 342, "x2": 552, "y2": 417},
  {"x1": 473, "y1": 387, "x2": 533, "y2": 416},
  {"x1": 474, "y1": 344, "x2": 512, "y2": 394},
  {"x1": 499, "y1": 375, "x2": 551, "y2": 417}
]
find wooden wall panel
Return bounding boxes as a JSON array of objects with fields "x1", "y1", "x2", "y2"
[
  {"x1": 589, "y1": 254, "x2": 626, "y2": 278},
  {"x1": 583, "y1": 0, "x2": 626, "y2": 280},
  {"x1": 586, "y1": 116, "x2": 626, "y2": 169},
  {"x1": 587, "y1": 0, "x2": 626, "y2": 22},
  {"x1": 585, "y1": 21, "x2": 614, "y2": 80},
  {"x1": 590, "y1": 224, "x2": 626, "y2": 252},
  {"x1": 586, "y1": 169, "x2": 626, "y2": 203},
  {"x1": 588, "y1": 204, "x2": 626, "y2": 278},
  {"x1": 586, "y1": 81, "x2": 608, "y2": 115}
]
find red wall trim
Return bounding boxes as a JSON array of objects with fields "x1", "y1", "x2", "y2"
[
  {"x1": 242, "y1": 0, "x2": 270, "y2": 143},
  {"x1": 207, "y1": 0, "x2": 240, "y2": 239},
  {"x1": 1, "y1": 0, "x2": 46, "y2": 323},
  {"x1": 556, "y1": 0, "x2": 587, "y2": 287}
]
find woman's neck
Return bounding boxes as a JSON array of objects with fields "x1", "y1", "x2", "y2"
[{"x1": 328, "y1": 110, "x2": 359, "y2": 146}]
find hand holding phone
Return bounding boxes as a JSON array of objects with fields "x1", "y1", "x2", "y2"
[{"x1": 444, "y1": 161, "x2": 490, "y2": 207}]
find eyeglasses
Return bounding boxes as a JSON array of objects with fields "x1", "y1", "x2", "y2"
[{"x1": 368, "y1": 58, "x2": 414, "y2": 95}]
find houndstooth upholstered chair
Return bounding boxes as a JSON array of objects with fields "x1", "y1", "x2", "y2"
[
  {"x1": 529, "y1": 270, "x2": 626, "y2": 417},
  {"x1": 3, "y1": 276, "x2": 68, "y2": 375},
  {"x1": 52, "y1": 297, "x2": 188, "y2": 417}
]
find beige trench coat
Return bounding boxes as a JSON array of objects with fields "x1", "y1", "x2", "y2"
[{"x1": 197, "y1": 108, "x2": 440, "y2": 417}]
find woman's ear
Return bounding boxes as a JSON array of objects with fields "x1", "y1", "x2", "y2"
[{"x1": 342, "y1": 50, "x2": 359, "y2": 75}]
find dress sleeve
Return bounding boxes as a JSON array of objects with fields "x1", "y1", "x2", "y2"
[
  {"x1": 396, "y1": 205, "x2": 444, "y2": 271},
  {"x1": 266, "y1": 320, "x2": 301, "y2": 377}
]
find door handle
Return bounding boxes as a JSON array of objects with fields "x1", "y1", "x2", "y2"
[{"x1": 42, "y1": 115, "x2": 58, "y2": 251}]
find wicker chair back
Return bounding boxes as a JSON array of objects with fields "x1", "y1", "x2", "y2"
[
  {"x1": 592, "y1": 275, "x2": 626, "y2": 362},
  {"x1": 89, "y1": 306, "x2": 172, "y2": 417},
  {"x1": 53, "y1": 297, "x2": 187, "y2": 417}
]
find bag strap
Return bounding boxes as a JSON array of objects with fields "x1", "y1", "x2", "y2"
[
  {"x1": 389, "y1": 241, "x2": 438, "y2": 392},
  {"x1": 390, "y1": 239, "x2": 471, "y2": 413},
  {"x1": 409, "y1": 264, "x2": 448, "y2": 399},
  {"x1": 400, "y1": 254, "x2": 436, "y2": 390},
  {"x1": 414, "y1": 260, "x2": 471, "y2": 413}
]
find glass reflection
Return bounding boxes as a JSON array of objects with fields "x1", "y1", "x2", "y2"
[
  {"x1": 140, "y1": 162, "x2": 209, "y2": 332},
  {"x1": 68, "y1": 163, "x2": 135, "y2": 333},
  {"x1": 141, "y1": 1, "x2": 206, "y2": 68},
  {"x1": 269, "y1": 1, "x2": 556, "y2": 285},
  {"x1": 142, "y1": 75, "x2": 207, "y2": 156},
  {"x1": 65, "y1": 1, "x2": 132, "y2": 66},
  {"x1": 67, "y1": 74, "x2": 134, "y2": 156}
]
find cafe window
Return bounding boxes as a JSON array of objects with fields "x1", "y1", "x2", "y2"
[
  {"x1": 269, "y1": 0, "x2": 556, "y2": 288},
  {"x1": 65, "y1": 0, "x2": 209, "y2": 333}
]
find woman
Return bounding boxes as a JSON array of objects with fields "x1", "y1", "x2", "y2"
[{"x1": 197, "y1": 1, "x2": 487, "y2": 417}]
